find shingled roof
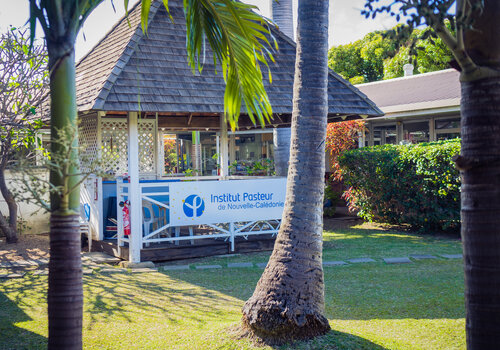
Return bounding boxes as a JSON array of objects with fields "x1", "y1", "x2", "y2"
[
  {"x1": 357, "y1": 69, "x2": 460, "y2": 115},
  {"x1": 75, "y1": 0, "x2": 382, "y2": 119}
]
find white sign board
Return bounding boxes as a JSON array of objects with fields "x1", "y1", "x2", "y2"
[{"x1": 169, "y1": 178, "x2": 286, "y2": 226}]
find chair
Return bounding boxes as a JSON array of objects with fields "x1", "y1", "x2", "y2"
[{"x1": 142, "y1": 200, "x2": 169, "y2": 246}]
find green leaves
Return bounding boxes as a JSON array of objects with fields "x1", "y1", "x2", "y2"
[
  {"x1": 182, "y1": 0, "x2": 274, "y2": 130},
  {"x1": 339, "y1": 139, "x2": 461, "y2": 231}
]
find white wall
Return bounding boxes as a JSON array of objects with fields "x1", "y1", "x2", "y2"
[{"x1": 0, "y1": 169, "x2": 50, "y2": 235}]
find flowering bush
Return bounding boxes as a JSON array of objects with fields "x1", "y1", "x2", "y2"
[
  {"x1": 325, "y1": 120, "x2": 365, "y2": 181},
  {"x1": 339, "y1": 139, "x2": 461, "y2": 231}
]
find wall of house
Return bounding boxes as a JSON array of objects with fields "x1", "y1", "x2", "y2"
[{"x1": 0, "y1": 169, "x2": 50, "y2": 235}]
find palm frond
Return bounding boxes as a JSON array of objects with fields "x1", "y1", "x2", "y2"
[{"x1": 182, "y1": 0, "x2": 275, "y2": 129}]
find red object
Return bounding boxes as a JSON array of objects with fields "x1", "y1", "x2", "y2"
[{"x1": 122, "y1": 200, "x2": 131, "y2": 236}]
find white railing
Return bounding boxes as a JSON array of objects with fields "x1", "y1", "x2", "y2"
[{"x1": 116, "y1": 177, "x2": 281, "y2": 252}]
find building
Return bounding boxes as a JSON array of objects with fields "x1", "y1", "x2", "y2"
[{"x1": 357, "y1": 68, "x2": 461, "y2": 146}]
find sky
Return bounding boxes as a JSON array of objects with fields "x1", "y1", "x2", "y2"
[{"x1": 0, "y1": 0, "x2": 397, "y2": 61}]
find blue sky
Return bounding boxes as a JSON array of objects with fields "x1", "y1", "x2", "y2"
[{"x1": 0, "y1": 0, "x2": 397, "y2": 61}]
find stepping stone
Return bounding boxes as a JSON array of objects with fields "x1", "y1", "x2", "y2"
[
  {"x1": 383, "y1": 257, "x2": 412, "y2": 264},
  {"x1": 256, "y1": 263, "x2": 267, "y2": 269},
  {"x1": 82, "y1": 252, "x2": 121, "y2": 264},
  {"x1": 227, "y1": 262, "x2": 253, "y2": 268},
  {"x1": 323, "y1": 261, "x2": 348, "y2": 266},
  {"x1": 32, "y1": 259, "x2": 49, "y2": 266},
  {"x1": 0, "y1": 261, "x2": 12, "y2": 268},
  {"x1": 0, "y1": 272, "x2": 25, "y2": 278},
  {"x1": 131, "y1": 268, "x2": 158, "y2": 273},
  {"x1": 99, "y1": 268, "x2": 127, "y2": 274},
  {"x1": 348, "y1": 258, "x2": 376, "y2": 263},
  {"x1": 10, "y1": 260, "x2": 37, "y2": 267},
  {"x1": 410, "y1": 254, "x2": 437, "y2": 260},
  {"x1": 195, "y1": 265, "x2": 222, "y2": 270},
  {"x1": 83, "y1": 269, "x2": 94, "y2": 275},
  {"x1": 34, "y1": 270, "x2": 49, "y2": 276},
  {"x1": 163, "y1": 265, "x2": 190, "y2": 271},
  {"x1": 441, "y1": 254, "x2": 462, "y2": 259}
]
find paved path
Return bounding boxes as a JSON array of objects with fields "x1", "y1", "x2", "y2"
[{"x1": 0, "y1": 252, "x2": 463, "y2": 278}]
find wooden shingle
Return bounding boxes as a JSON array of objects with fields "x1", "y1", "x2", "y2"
[{"x1": 74, "y1": 0, "x2": 382, "y2": 119}]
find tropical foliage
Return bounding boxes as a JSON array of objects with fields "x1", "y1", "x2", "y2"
[
  {"x1": 339, "y1": 139, "x2": 461, "y2": 231},
  {"x1": 328, "y1": 25, "x2": 453, "y2": 84},
  {"x1": 325, "y1": 120, "x2": 365, "y2": 181},
  {"x1": 0, "y1": 28, "x2": 48, "y2": 243}
]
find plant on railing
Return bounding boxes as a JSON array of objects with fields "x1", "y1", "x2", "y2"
[{"x1": 229, "y1": 159, "x2": 275, "y2": 176}]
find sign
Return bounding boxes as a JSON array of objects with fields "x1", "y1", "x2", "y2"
[{"x1": 169, "y1": 178, "x2": 286, "y2": 226}]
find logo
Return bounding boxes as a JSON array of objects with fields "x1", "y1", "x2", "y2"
[{"x1": 183, "y1": 194, "x2": 205, "y2": 218}]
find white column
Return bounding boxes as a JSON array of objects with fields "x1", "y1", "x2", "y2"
[
  {"x1": 229, "y1": 134, "x2": 236, "y2": 163},
  {"x1": 128, "y1": 112, "x2": 142, "y2": 263},
  {"x1": 220, "y1": 115, "x2": 229, "y2": 177},
  {"x1": 96, "y1": 111, "x2": 104, "y2": 240}
]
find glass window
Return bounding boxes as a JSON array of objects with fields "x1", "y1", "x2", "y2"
[
  {"x1": 436, "y1": 132, "x2": 460, "y2": 141},
  {"x1": 436, "y1": 118, "x2": 460, "y2": 130},
  {"x1": 373, "y1": 125, "x2": 397, "y2": 145},
  {"x1": 403, "y1": 121, "x2": 429, "y2": 144}
]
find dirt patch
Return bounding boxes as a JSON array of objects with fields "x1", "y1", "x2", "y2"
[{"x1": 0, "y1": 233, "x2": 49, "y2": 263}]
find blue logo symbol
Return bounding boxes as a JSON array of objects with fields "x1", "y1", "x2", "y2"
[{"x1": 183, "y1": 194, "x2": 205, "y2": 218}]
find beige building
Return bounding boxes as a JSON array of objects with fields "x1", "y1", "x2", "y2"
[{"x1": 357, "y1": 68, "x2": 461, "y2": 146}]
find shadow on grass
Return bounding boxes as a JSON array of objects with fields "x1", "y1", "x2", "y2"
[
  {"x1": 322, "y1": 226, "x2": 461, "y2": 251},
  {"x1": 167, "y1": 259, "x2": 464, "y2": 322},
  {"x1": 277, "y1": 329, "x2": 389, "y2": 350},
  {"x1": 0, "y1": 276, "x2": 47, "y2": 349}
]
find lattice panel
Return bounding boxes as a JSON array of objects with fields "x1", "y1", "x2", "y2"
[
  {"x1": 79, "y1": 114, "x2": 98, "y2": 172},
  {"x1": 138, "y1": 119, "x2": 156, "y2": 174},
  {"x1": 100, "y1": 118, "x2": 157, "y2": 176},
  {"x1": 101, "y1": 118, "x2": 128, "y2": 176}
]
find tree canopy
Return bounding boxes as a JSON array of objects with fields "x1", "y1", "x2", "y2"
[{"x1": 328, "y1": 24, "x2": 454, "y2": 84}]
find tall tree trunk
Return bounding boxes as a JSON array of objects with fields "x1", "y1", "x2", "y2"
[
  {"x1": 0, "y1": 165, "x2": 18, "y2": 243},
  {"x1": 459, "y1": 76, "x2": 500, "y2": 349},
  {"x1": 47, "y1": 48, "x2": 83, "y2": 350},
  {"x1": 241, "y1": 0, "x2": 331, "y2": 344}
]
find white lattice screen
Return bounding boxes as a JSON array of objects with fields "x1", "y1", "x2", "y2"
[
  {"x1": 138, "y1": 119, "x2": 156, "y2": 174},
  {"x1": 79, "y1": 114, "x2": 98, "y2": 172},
  {"x1": 101, "y1": 118, "x2": 128, "y2": 175},
  {"x1": 100, "y1": 117, "x2": 156, "y2": 176}
]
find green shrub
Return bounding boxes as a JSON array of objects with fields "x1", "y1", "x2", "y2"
[{"x1": 339, "y1": 139, "x2": 461, "y2": 231}]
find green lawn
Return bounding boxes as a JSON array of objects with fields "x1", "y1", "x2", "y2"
[{"x1": 0, "y1": 223, "x2": 465, "y2": 349}]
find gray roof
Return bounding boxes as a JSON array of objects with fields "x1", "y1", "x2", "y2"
[
  {"x1": 75, "y1": 0, "x2": 382, "y2": 118},
  {"x1": 356, "y1": 69, "x2": 460, "y2": 115}
]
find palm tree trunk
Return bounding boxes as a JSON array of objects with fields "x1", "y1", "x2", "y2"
[
  {"x1": 47, "y1": 48, "x2": 83, "y2": 350},
  {"x1": 241, "y1": 0, "x2": 331, "y2": 343},
  {"x1": 459, "y1": 76, "x2": 500, "y2": 349}
]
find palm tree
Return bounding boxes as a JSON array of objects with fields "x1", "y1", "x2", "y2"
[
  {"x1": 362, "y1": 0, "x2": 500, "y2": 348},
  {"x1": 28, "y1": 0, "x2": 273, "y2": 348},
  {"x1": 242, "y1": 0, "x2": 331, "y2": 343}
]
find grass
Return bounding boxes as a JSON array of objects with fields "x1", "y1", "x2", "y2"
[{"x1": 0, "y1": 223, "x2": 465, "y2": 349}]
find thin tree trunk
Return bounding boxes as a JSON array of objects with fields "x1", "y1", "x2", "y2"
[
  {"x1": 459, "y1": 76, "x2": 500, "y2": 349},
  {"x1": 0, "y1": 166, "x2": 18, "y2": 243},
  {"x1": 47, "y1": 48, "x2": 83, "y2": 350},
  {"x1": 241, "y1": 0, "x2": 331, "y2": 344}
]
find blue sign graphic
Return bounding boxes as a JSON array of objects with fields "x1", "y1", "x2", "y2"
[{"x1": 183, "y1": 194, "x2": 205, "y2": 218}]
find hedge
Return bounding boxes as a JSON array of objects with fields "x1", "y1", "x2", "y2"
[{"x1": 338, "y1": 139, "x2": 461, "y2": 231}]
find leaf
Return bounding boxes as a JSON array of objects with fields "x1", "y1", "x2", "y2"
[{"x1": 141, "y1": 0, "x2": 152, "y2": 33}]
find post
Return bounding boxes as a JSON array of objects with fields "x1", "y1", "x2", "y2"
[
  {"x1": 229, "y1": 134, "x2": 236, "y2": 163},
  {"x1": 229, "y1": 222, "x2": 235, "y2": 252},
  {"x1": 116, "y1": 176, "x2": 124, "y2": 249},
  {"x1": 128, "y1": 112, "x2": 142, "y2": 263},
  {"x1": 97, "y1": 112, "x2": 104, "y2": 240},
  {"x1": 220, "y1": 115, "x2": 229, "y2": 177}
]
